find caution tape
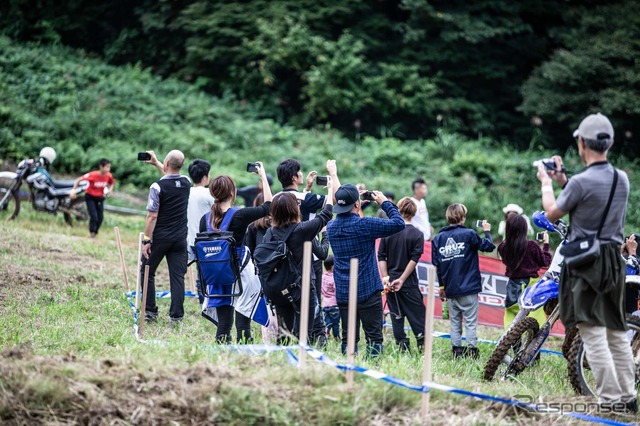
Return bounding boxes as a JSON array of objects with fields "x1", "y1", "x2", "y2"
[
  {"x1": 126, "y1": 290, "x2": 198, "y2": 299},
  {"x1": 287, "y1": 345, "x2": 636, "y2": 426},
  {"x1": 431, "y1": 331, "x2": 564, "y2": 357}
]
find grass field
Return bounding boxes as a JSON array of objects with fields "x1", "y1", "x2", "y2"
[{"x1": 0, "y1": 204, "x2": 636, "y2": 425}]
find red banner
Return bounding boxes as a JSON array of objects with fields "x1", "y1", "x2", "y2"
[{"x1": 418, "y1": 241, "x2": 565, "y2": 337}]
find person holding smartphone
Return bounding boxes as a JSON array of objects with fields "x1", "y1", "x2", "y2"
[{"x1": 497, "y1": 214, "x2": 552, "y2": 329}]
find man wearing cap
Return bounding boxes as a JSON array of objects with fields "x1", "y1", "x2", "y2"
[
  {"x1": 537, "y1": 113, "x2": 635, "y2": 412},
  {"x1": 497, "y1": 203, "x2": 534, "y2": 239},
  {"x1": 327, "y1": 185, "x2": 405, "y2": 357}
]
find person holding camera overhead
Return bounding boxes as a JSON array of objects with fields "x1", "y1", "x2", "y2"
[
  {"x1": 327, "y1": 185, "x2": 405, "y2": 357},
  {"x1": 498, "y1": 214, "x2": 551, "y2": 329},
  {"x1": 431, "y1": 204, "x2": 495, "y2": 359},
  {"x1": 537, "y1": 113, "x2": 635, "y2": 412},
  {"x1": 198, "y1": 162, "x2": 273, "y2": 343}
]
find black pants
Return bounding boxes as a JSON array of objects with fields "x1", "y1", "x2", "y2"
[
  {"x1": 215, "y1": 306, "x2": 253, "y2": 343},
  {"x1": 140, "y1": 239, "x2": 187, "y2": 319},
  {"x1": 274, "y1": 287, "x2": 319, "y2": 346},
  {"x1": 85, "y1": 194, "x2": 104, "y2": 234},
  {"x1": 339, "y1": 292, "x2": 384, "y2": 356},
  {"x1": 387, "y1": 285, "x2": 426, "y2": 350},
  {"x1": 313, "y1": 260, "x2": 323, "y2": 307}
]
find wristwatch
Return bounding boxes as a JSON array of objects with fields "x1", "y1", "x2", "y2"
[{"x1": 142, "y1": 239, "x2": 151, "y2": 245}]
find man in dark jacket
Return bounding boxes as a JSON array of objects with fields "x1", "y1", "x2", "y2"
[{"x1": 431, "y1": 203, "x2": 494, "y2": 358}]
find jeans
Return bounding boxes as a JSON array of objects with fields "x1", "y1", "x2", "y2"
[
  {"x1": 140, "y1": 239, "x2": 187, "y2": 320},
  {"x1": 339, "y1": 292, "x2": 384, "y2": 356},
  {"x1": 323, "y1": 306, "x2": 341, "y2": 338},
  {"x1": 577, "y1": 322, "x2": 636, "y2": 403},
  {"x1": 274, "y1": 287, "x2": 319, "y2": 346},
  {"x1": 386, "y1": 284, "x2": 426, "y2": 349},
  {"x1": 84, "y1": 194, "x2": 104, "y2": 234},
  {"x1": 449, "y1": 293, "x2": 478, "y2": 347}
]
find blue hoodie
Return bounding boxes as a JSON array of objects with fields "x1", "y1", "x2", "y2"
[{"x1": 431, "y1": 225, "x2": 495, "y2": 298}]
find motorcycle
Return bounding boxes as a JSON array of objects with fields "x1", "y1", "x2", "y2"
[
  {"x1": 0, "y1": 156, "x2": 88, "y2": 225},
  {"x1": 483, "y1": 211, "x2": 572, "y2": 381}
]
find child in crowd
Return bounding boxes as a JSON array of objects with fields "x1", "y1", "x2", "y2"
[
  {"x1": 321, "y1": 255, "x2": 340, "y2": 339},
  {"x1": 431, "y1": 203, "x2": 495, "y2": 359}
]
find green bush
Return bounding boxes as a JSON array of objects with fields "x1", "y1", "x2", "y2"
[{"x1": 1, "y1": 37, "x2": 640, "y2": 233}]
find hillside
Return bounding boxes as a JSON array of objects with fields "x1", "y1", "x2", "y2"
[{"x1": 1, "y1": 37, "x2": 640, "y2": 232}]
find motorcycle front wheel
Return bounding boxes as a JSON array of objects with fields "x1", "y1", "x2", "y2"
[
  {"x1": 0, "y1": 177, "x2": 20, "y2": 221},
  {"x1": 483, "y1": 316, "x2": 540, "y2": 381},
  {"x1": 63, "y1": 197, "x2": 88, "y2": 226},
  {"x1": 568, "y1": 314, "x2": 640, "y2": 396}
]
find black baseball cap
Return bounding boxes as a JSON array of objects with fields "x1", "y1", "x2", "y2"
[{"x1": 334, "y1": 184, "x2": 359, "y2": 214}]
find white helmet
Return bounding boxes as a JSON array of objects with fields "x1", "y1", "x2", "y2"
[{"x1": 39, "y1": 147, "x2": 57, "y2": 164}]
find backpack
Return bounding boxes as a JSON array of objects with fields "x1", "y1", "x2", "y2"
[
  {"x1": 253, "y1": 225, "x2": 301, "y2": 306},
  {"x1": 194, "y1": 208, "x2": 246, "y2": 306}
]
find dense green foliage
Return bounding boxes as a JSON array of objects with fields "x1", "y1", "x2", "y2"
[
  {"x1": 2, "y1": 38, "x2": 640, "y2": 232},
  {"x1": 2, "y1": 0, "x2": 639, "y2": 152}
]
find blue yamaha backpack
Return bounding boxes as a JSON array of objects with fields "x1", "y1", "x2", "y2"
[{"x1": 194, "y1": 208, "x2": 247, "y2": 307}]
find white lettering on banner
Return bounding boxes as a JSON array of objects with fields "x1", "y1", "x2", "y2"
[{"x1": 416, "y1": 261, "x2": 508, "y2": 308}]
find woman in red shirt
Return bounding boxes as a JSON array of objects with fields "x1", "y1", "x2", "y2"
[
  {"x1": 71, "y1": 159, "x2": 115, "y2": 238},
  {"x1": 498, "y1": 214, "x2": 552, "y2": 329}
]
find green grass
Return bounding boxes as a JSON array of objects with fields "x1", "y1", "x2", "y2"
[{"x1": 0, "y1": 205, "x2": 633, "y2": 425}]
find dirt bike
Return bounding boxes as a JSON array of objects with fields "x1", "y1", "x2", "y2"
[
  {"x1": 567, "y1": 261, "x2": 640, "y2": 395},
  {"x1": 483, "y1": 211, "x2": 574, "y2": 381},
  {"x1": 0, "y1": 158, "x2": 88, "y2": 225}
]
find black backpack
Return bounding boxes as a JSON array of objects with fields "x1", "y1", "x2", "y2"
[{"x1": 253, "y1": 225, "x2": 301, "y2": 306}]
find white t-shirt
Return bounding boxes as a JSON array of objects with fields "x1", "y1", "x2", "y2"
[
  {"x1": 187, "y1": 186, "x2": 215, "y2": 247},
  {"x1": 410, "y1": 197, "x2": 431, "y2": 241}
]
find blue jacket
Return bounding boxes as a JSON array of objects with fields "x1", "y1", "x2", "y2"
[{"x1": 431, "y1": 225, "x2": 495, "y2": 298}]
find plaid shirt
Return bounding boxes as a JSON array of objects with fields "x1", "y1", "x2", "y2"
[{"x1": 327, "y1": 201, "x2": 405, "y2": 303}]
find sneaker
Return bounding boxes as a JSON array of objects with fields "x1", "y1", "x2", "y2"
[
  {"x1": 144, "y1": 312, "x2": 158, "y2": 323},
  {"x1": 452, "y1": 346, "x2": 465, "y2": 358},
  {"x1": 463, "y1": 346, "x2": 479, "y2": 359},
  {"x1": 169, "y1": 317, "x2": 183, "y2": 328}
]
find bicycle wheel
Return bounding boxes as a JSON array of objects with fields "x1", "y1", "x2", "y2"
[
  {"x1": 568, "y1": 315, "x2": 640, "y2": 396},
  {"x1": 0, "y1": 177, "x2": 20, "y2": 221},
  {"x1": 63, "y1": 197, "x2": 88, "y2": 226},
  {"x1": 483, "y1": 316, "x2": 540, "y2": 381}
]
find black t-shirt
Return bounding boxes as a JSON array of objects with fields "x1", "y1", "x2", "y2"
[
  {"x1": 377, "y1": 224, "x2": 424, "y2": 287},
  {"x1": 199, "y1": 202, "x2": 271, "y2": 245},
  {"x1": 147, "y1": 174, "x2": 191, "y2": 243}
]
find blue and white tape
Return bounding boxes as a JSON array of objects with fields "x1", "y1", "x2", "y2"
[{"x1": 126, "y1": 290, "x2": 198, "y2": 299}]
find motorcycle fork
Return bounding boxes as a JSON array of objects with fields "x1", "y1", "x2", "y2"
[{"x1": 520, "y1": 304, "x2": 560, "y2": 365}]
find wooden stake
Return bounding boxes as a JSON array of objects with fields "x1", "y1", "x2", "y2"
[
  {"x1": 421, "y1": 265, "x2": 437, "y2": 417},
  {"x1": 298, "y1": 241, "x2": 313, "y2": 369},
  {"x1": 139, "y1": 265, "x2": 150, "y2": 338},
  {"x1": 189, "y1": 265, "x2": 199, "y2": 305},
  {"x1": 135, "y1": 232, "x2": 143, "y2": 310},
  {"x1": 346, "y1": 257, "x2": 359, "y2": 386},
  {"x1": 113, "y1": 226, "x2": 130, "y2": 292}
]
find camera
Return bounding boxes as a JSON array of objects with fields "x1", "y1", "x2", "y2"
[
  {"x1": 476, "y1": 220, "x2": 485, "y2": 228},
  {"x1": 246, "y1": 162, "x2": 259, "y2": 173},
  {"x1": 536, "y1": 232, "x2": 545, "y2": 242},
  {"x1": 315, "y1": 175, "x2": 328, "y2": 186},
  {"x1": 137, "y1": 152, "x2": 151, "y2": 161},
  {"x1": 361, "y1": 191, "x2": 374, "y2": 201},
  {"x1": 533, "y1": 159, "x2": 556, "y2": 170}
]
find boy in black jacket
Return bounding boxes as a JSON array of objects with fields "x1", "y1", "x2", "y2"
[{"x1": 431, "y1": 203, "x2": 495, "y2": 358}]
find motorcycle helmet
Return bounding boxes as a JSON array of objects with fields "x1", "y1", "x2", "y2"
[{"x1": 39, "y1": 147, "x2": 57, "y2": 165}]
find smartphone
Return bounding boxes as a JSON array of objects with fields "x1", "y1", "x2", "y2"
[
  {"x1": 246, "y1": 162, "x2": 259, "y2": 173},
  {"x1": 536, "y1": 232, "x2": 545, "y2": 242},
  {"x1": 476, "y1": 220, "x2": 485, "y2": 228},
  {"x1": 362, "y1": 191, "x2": 374, "y2": 201},
  {"x1": 316, "y1": 175, "x2": 328, "y2": 186},
  {"x1": 137, "y1": 152, "x2": 151, "y2": 161}
]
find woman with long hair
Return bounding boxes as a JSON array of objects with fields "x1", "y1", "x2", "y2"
[
  {"x1": 268, "y1": 178, "x2": 334, "y2": 344},
  {"x1": 198, "y1": 162, "x2": 272, "y2": 344},
  {"x1": 244, "y1": 193, "x2": 271, "y2": 254},
  {"x1": 498, "y1": 214, "x2": 552, "y2": 329}
]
